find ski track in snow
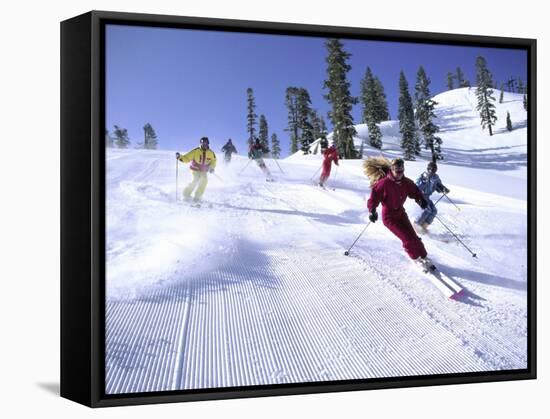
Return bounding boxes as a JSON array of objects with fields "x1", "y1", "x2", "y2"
[{"x1": 105, "y1": 88, "x2": 528, "y2": 394}]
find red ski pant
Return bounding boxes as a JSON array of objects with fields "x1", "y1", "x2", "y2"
[
  {"x1": 382, "y1": 210, "x2": 427, "y2": 260},
  {"x1": 320, "y1": 161, "x2": 332, "y2": 182}
]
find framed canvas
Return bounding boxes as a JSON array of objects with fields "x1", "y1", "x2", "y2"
[{"x1": 61, "y1": 10, "x2": 536, "y2": 407}]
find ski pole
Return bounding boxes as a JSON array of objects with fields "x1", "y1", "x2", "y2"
[
  {"x1": 331, "y1": 164, "x2": 339, "y2": 190},
  {"x1": 433, "y1": 193, "x2": 460, "y2": 212},
  {"x1": 212, "y1": 172, "x2": 224, "y2": 182},
  {"x1": 238, "y1": 159, "x2": 252, "y2": 175},
  {"x1": 310, "y1": 165, "x2": 322, "y2": 181},
  {"x1": 273, "y1": 158, "x2": 285, "y2": 174},
  {"x1": 434, "y1": 215, "x2": 477, "y2": 258},
  {"x1": 444, "y1": 193, "x2": 461, "y2": 211},
  {"x1": 344, "y1": 222, "x2": 371, "y2": 256},
  {"x1": 433, "y1": 194, "x2": 445, "y2": 206},
  {"x1": 175, "y1": 158, "x2": 179, "y2": 202}
]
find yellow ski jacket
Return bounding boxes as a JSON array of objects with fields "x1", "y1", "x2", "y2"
[{"x1": 178, "y1": 147, "x2": 217, "y2": 172}]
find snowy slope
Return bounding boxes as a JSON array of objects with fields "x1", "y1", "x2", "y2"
[{"x1": 105, "y1": 88, "x2": 528, "y2": 394}]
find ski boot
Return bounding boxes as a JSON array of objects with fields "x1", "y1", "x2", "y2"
[
  {"x1": 413, "y1": 221, "x2": 428, "y2": 234},
  {"x1": 415, "y1": 256, "x2": 436, "y2": 273}
]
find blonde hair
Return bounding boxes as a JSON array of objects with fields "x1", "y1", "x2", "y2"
[{"x1": 363, "y1": 156, "x2": 391, "y2": 187}]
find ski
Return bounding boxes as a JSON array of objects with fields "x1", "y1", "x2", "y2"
[
  {"x1": 312, "y1": 181, "x2": 329, "y2": 191},
  {"x1": 179, "y1": 199, "x2": 214, "y2": 209},
  {"x1": 418, "y1": 264, "x2": 463, "y2": 299},
  {"x1": 428, "y1": 234, "x2": 452, "y2": 244}
]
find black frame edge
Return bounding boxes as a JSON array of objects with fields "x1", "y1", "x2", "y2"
[
  {"x1": 60, "y1": 12, "x2": 94, "y2": 407},
  {"x1": 528, "y1": 38, "x2": 537, "y2": 379},
  {"x1": 91, "y1": 9, "x2": 535, "y2": 47}
]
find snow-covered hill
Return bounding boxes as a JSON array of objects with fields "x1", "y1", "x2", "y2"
[{"x1": 105, "y1": 87, "x2": 527, "y2": 394}]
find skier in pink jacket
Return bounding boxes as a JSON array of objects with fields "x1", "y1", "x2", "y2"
[
  {"x1": 319, "y1": 144, "x2": 339, "y2": 187},
  {"x1": 367, "y1": 158, "x2": 433, "y2": 270}
]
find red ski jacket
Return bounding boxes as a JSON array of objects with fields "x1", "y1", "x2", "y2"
[
  {"x1": 322, "y1": 147, "x2": 339, "y2": 166},
  {"x1": 367, "y1": 171, "x2": 427, "y2": 219}
]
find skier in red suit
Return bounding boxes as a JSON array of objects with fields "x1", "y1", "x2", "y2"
[
  {"x1": 367, "y1": 158, "x2": 433, "y2": 269},
  {"x1": 319, "y1": 144, "x2": 339, "y2": 187}
]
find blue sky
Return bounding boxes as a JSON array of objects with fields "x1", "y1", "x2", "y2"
[{"x1": 106, "y1": 24, "x2": 527, "y2": 157}]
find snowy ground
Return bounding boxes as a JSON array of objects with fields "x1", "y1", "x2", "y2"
[{"x1": 105, "y1": 88, "x2": 528, "y2": 394}]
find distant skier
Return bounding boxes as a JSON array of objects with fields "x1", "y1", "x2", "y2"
[
  {"x1": 221, "y1": 138, "x2": 238, "y2": 163},
  {"x1": 414, "y1": 161, "x2": 450, "y2": 232},
  {"x1": 176, "y1": 136, "x2": 217, "y2": 204},
  {"x1": 318, "y1": 144, "x2": 339, "y2": 188},
  {"x1": 365, "y1": 157, "x2": 434, "y2": 270},
  {"x1": 249, "y1": 137, "x2": 273, "y2": 181}
]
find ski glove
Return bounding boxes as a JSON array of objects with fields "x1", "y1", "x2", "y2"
[
  {"x1": 368, "y1": 211, "x2": 378, "y2": 223},
  {"x1": 444, "y1": 187, "x2": 450, "y2": 194},
  {"x1": 175, "y1": 152, "x2": 180, "y2": 159},
  {"x1": 419, "y1": 198, "x2": 428, "y2": 210},
  {"x1": 209, "y1": 168, "x2": 215, "y2": 174}
]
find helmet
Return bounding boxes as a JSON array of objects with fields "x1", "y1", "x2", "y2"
[
  {"x1": 200, "y1": 136, "x2": 209, "y2": 144},
  {"x1": 427, "y1": 161, "x2": 437, "y2": 173}
]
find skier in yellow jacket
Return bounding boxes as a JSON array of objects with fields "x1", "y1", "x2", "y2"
[{"x1": 176, "y1": 137, "x2": 217, "y2": 204}]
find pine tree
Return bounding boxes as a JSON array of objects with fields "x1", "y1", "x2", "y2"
[
  {"x1": 360, "y1": 67, "x2": 383, "y2": 149},
  {"x1": 506, "y1": 77, "x2": 515, "y2": 93},
  {"x1": 456, "y1": 67, "x2": 465, "y2": 87},
  {"x1": 297, "y1": 88, "x2": 315, "y2": 154},
  {"x1": 475, "y1": 56, "x2": 498, "y2": 136},
  {"x1": 142, "y1": 123, "x2": 158, "y2": 149},
  {"x1": 523, "y1": 94, "x2": 528, "y2": 111},
  {"x1": 105, "y1": 129, "x2": 114, "y2": 148},
  {"x1": 447, "y1": 72, "x2": 455, "y2": 90},
  {"x1": 259, "y1": 115, "x2": 269, "y2": 149},
  {"x1": 285, "y1": 87, "x2": 300, "y2": 153},
  {"x1": 518, "y1": 78, "x2": 525, "y2": 94},
  {"x1": 323, "y1": 39, "x2": 358, "y2": 159},
  {"x1": 113, "y1": 125, "x2": 130, "y2": 149},
  {"x1": 319, "y1": 116, "x2": 329, "y2": 151},
  {"x1": 360, "y1": 68, "x2": 390, "y2": 124},
  {"x1": 374, "y1": 77, "x2": 390, "y2": 121},
  {"x1": 398, "y1": 71, "x2": 417, "y2": 160},
  {"x1": 506, "y1": 111, "x2": 513, "y2": 131},
  {"x1": 358, "y1": 137, "x2": 365, "y2": 158},
  {"x1": 320, "y1": 136, "x2": 329, "y2": 151},
  {"x1": 414, "y1": 66, "x2": 442, "y2": 161},
  {"x1": 310, "y1": 109, "x2": 322, "y2": 142},
  {"x1": 413, "y1": 127, "x2": 422, "y2": 156},
  {"x1": 246, "y1": 88, "x2": 258, "y2": 146},
  {"x1": 320, "y1": 116, "x2": 328, "y2": 135},
  {"x1": 271, "y1": 133, "x2": 281, "y2": 159},
  {"x1": 360, "y1": 67, "x2": 374, "y2": 123},
  {"x1": 366, "y1": 121, "x2": 382, "y2": 149}
]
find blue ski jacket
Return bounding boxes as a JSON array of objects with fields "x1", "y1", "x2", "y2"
[{"x1": 416, "y1": 172, "x2": 448, "y2": 198}]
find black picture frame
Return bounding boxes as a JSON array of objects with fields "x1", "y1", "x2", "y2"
[{"x1": 61, "y1": 10, "x2": 537, "y2": 408}]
